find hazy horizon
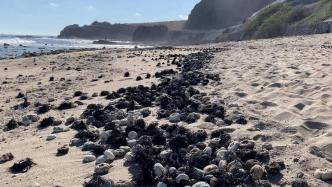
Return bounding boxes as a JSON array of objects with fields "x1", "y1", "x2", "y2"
[{"x1": 1, "y1": 0, "x2": 200, "y2": 36}]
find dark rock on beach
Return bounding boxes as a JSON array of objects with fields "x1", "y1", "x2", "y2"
[
  {"x1": 59, "y1": 49, "x2": 279, "y2": 187},
  {"x1": 4, "y1": 119, "x2": 23, "y2": 131},
  {"x1": 57, "y1": 145, "x2": 69, "y2": 156},
  {"x1": 124, "y1": 72, "x2": 130, "y2": 77},
  {"x1": 38, "y1": 117, "x2": 61, "y2": 129},
  {"x1": 0, "y1": 153, "x2": 14, "y2": 164},
  {"x1": 74, "y1": 91, "x2": 84, "y2": 97},
  {"x1": 37, "y1": 104, "x2": 50, "y2": 114},
  {"x1": 84, "y1": 175, "x2": 113, "y2": 187},
  {"x1": 58, "y1": 101, "x2": 75, "y2": 110},
  {"x1": 16, "y1": 92, "x2": 25, "y2": 99},
  {"x1": 9, "y1": 158, "x2": 35, "y2": 173}
]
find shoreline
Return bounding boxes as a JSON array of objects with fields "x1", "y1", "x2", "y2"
[
  {"x1": 0, "y1": 34, "x2": 332, "y2": 186},
  {"x1": 0, "y1": 35, "x2": 151, "y2": 61},
  {"x1": 0, "y1": 47, "x2": 103, "y2": 61}
]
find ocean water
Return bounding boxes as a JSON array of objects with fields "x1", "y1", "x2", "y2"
[{"x1": 0, "y1": 35, "x2": 142, "y2": 59}]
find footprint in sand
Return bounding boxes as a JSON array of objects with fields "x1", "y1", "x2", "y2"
[
  {"x1": 261, "y1": 101, "x2": 278, "y2": 107},
  {"x1": 274, "y1": 111, "x2": 298, "y2": 124},
  {"x1": 321, "y1": 94, "x2": 331, "y2": 103},
  {"x1": 235, "y1": 92, "x2": 248, "y2": 98},
  {"x1": 268, "y1": 83, "x2": 282, "y2": 88},
  {"x1": 251, "y1": 83, "x2": 260, "y2": 87},
  {"x1": 321, "y1": 144, "x2": 332, "y2": 162}
]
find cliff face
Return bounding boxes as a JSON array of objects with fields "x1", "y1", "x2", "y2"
[
  {"x1": 58, "y1": 21, "x2": 136, "y2": 40},
  {"x1": 184, "y1": 0, "x2": 275, "y2": 30}
]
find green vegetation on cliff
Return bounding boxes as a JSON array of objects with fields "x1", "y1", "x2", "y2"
[
  {"x1": 297, "y1": 0, "x2": 332, "y2": 25},
  {"x1": 245, "y1": 0, "x2": 332, "y2": 39},
  {"x1": 245, "y1": 3, "x2": 292, "y2": 38}
]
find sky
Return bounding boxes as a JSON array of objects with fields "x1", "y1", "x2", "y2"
[{"x1": 0, "y1": 0, "x2": 200, "y2": 36}]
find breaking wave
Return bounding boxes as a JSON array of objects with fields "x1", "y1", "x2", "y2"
[{"x1": 0, "y1": 37, "x2": 35, "y2": 45}]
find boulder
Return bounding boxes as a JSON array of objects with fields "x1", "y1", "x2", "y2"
[{"x1": 95, "y1": 163, "x2": 111, "y2": 175}]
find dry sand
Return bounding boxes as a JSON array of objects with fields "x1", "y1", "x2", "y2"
[
  {"x1": 204, "y1": 34, "x2": 332, "y2": 186},
  {"x1": 0, "y1": 34, "x2": 331, "y2": 186}
]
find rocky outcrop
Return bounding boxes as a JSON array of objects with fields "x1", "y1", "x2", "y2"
[
  {"x1": 58, "y1": 21, "x2": 186, "y2": 41},
  {"x1": 92, "y1": 40, "x2": 118, "y2": 45},
  {"x1": 132, "y1": 25, "x2": 169, "y2": 42},
  {"x1": 184, "y1": 0, "x2": 275, "y2": 30},
  {"x1": 58, "y1": 21, "x2": 136, "y2": 41}
]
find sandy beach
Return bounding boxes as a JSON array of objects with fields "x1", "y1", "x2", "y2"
[{"x1": 1, "y1": 34, "x2": 332, "y2": 187}]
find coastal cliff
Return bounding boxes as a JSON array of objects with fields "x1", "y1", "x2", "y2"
[
  {"x1": 58, "y1": 0, "x2": 332, "y2": 43},
  {"x1": 184, "y1": 0, "x2": 275, "y2": 30}
]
